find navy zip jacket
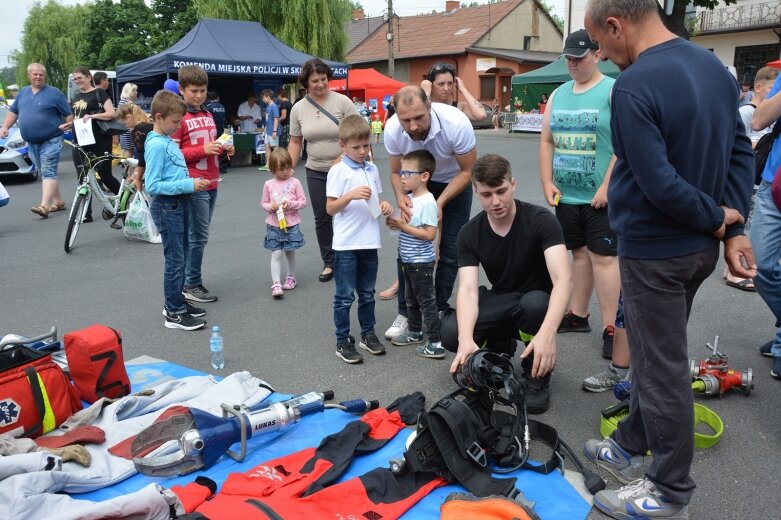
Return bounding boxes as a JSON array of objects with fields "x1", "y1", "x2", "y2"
[{"x1": 607, "y1": 38, "x2": 754, "y2": 259}]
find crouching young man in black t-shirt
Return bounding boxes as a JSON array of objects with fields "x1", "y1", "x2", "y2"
[{"x1": 441, "y1": 154, "x2": 572, "y2": 413}]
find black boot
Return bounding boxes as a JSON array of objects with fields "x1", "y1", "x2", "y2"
[{"x1": 520, "y1": 356, "x2": 551, "y2": 414}]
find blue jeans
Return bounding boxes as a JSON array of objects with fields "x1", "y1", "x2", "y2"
[
  {"x1": 333, "y1": 249, "x2": 378, "y2": 341},
  {"x1": 151, "y1": 195, "x2": 190, "y2": 314},
  {"x1": 28, "y1": 135, "x2": 63, "y2": 180},
  {"x1": 186, "y1": 188, "x2": 217, "y2": 287},
  {"x1": 750, "y1": 181, "x2": 781, "y2": 357},
  {"x1": 397, "y1": 181, "x2": 473, "y2": 314}
]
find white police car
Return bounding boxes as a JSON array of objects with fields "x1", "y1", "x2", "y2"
[{"x1": 0, "y1": 104, "x2": 38, "y2": 182}]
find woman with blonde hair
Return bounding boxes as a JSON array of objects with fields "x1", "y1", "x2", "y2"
[{"x1": 117, "y1": 82, "x2": 138, "y2": 156}]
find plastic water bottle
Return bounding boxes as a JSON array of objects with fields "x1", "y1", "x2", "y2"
[{"x1": 210, "y1": 326, "x2": 224, "y2": 370}]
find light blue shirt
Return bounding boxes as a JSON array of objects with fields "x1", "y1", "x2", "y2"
[{"x1": 144, "y1": 131, "x2": 195, "y2": 196}]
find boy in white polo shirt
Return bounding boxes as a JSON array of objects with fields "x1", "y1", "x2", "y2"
[{"x1": 326, "y1": 115, "x2": 393, "y2": 364}]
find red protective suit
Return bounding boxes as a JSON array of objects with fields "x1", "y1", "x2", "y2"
[{"x1": 172, "y1": 398, "x2": 445, "y2": 519}]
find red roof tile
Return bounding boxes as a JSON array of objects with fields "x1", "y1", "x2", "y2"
[{"x1": 347, "y1": 0, "x2": 524, "y2": 63}]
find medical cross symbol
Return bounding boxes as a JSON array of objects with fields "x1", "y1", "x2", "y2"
[{"x1": 1, "y1": 399, "x2": 21, "y2": 426}]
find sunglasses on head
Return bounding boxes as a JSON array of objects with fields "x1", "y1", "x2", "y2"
[{"x1": 429, "y1": 63, "x2": 456, "y2": 78}]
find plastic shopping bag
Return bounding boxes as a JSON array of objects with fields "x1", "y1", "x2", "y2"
[
  {"x1": 0, "y1": 181, "x2": 9, "y2": 207},
  {"x1": 123, "y1": 191, "x2": 161, "y2": 243}
]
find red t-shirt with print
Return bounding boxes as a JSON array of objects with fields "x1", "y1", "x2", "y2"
[{"x1": 172, "y1": 108, "x2": 220, "y2": 186}]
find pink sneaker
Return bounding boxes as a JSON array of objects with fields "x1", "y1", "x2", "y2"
[
  {"x1": 282, "y1": 275, "x2": 297, "y2": 290},
  {"x1": 271, "y1": 282, "x2": 283, "y2": 299}
]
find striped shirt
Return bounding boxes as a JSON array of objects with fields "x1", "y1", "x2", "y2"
[{"x1": 399, "y1": 192, "x2": 438, "y2": 263}]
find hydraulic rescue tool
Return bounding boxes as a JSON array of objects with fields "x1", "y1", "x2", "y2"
[
  {"x1": 690, "y1": 335, "x2": 753, "y2": 397},
  {"x1": 131, "y1": 391, "x2": 379, "y2": 477}
]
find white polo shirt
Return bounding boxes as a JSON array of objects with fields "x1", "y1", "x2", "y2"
[
  {"x1": 326, "y1": 155, "x2": 384, "y2": 251},
  {"x1": 383, "y1": 102, "x2": 476, "y2": 183}
]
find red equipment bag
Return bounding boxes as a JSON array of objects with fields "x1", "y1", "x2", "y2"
[
  {"x1": 64, "y1": 324, "x2": 131, "y2": 404},
  {"x1": 0, "y1": 345, "x2": 82, "y2": 438}
]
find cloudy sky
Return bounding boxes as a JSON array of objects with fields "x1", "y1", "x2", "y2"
[{"x1": 2, "y1": 0, "x2": 567, "y2": 68}]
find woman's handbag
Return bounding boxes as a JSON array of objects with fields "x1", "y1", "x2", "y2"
[{"x1": 96, "y1": 118, "x2": 129, "y2": 136}]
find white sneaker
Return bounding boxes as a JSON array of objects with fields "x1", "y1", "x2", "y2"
[{"x1": 384, "y1": 314, "x2": 408, "y2": 340}]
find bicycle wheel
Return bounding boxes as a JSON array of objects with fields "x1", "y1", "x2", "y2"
[{"x1": 64, "y1": 192, "x2": 88, "y2": 253}]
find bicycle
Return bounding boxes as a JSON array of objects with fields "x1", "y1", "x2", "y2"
[{"x1": 64, "y1": 140, "x2": 138, "y2": 253}]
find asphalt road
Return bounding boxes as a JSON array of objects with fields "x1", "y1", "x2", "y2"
[{"x1": 1, "y1": 130, "x2": 779, "y2": 519}]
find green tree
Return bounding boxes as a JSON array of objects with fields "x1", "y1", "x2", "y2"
[
  {"x1": 539, "y1": 1, "x2": 564, "y2": 32},
  {"x1": 192, "y1": 0, "x2": 352, "y2": 61},
  {"x1": 78, "y1": 0, "x2": 156, "y2": 69},
  {"x1": 663, "y1": 0, "x2": 736, "y2": 39},
  {"x1": 13, "y1": 0, "x2": 90, "y2": 91},
  {"x1": 149, "y1": 0, "x2": 199, "y2": 51},
  {"x1": 0, "y1": 67, "x2": 15, "y2": 86}
]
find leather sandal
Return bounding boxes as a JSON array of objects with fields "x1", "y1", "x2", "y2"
[
  {"x1": 49, "y1": 201, "x2": 66, "y2": 212},
  {"x1": 31, "y1": 205, "x2": 49, "y2": 218}
]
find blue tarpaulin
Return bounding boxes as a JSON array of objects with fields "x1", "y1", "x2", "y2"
[
  {"x1": 79, "y1": 359, "x2": 591, "y2": 519},
  {"x1": 117, "y1": 18, "x2": 347, "y2": 83}
]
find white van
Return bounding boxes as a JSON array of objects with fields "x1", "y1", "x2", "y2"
[{"x1": 67, "y1": 70, "x2": 119, "y2": 103}]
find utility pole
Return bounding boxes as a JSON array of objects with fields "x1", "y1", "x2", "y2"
[{"x1": 387, "y1": 0, "x2": 395, "y2": 78}]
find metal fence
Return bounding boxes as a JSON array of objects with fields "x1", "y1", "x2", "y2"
[{"x1": 695, "y1": 1, "x2": 781, "y2": 34}]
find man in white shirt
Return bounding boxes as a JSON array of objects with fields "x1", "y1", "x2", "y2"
[
  {"x1": 383, "y1": 85, "x2": 477, "y2": 338},
  {"x1": 237, "y1": 92, "x2": 262, "y2": 133}
]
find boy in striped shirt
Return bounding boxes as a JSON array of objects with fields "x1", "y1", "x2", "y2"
[{"x1": 386, "y1": 150, "x2": 444, "y2": 358}]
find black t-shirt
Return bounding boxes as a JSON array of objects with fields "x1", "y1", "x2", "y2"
[
  {"x1": 71, "y1": 88, "x2": 109, "y2": 135},
  {"x1": 457, "y1": 200, "x2": 564, "y2": 294},
  {"x1": 386, "y1": 105, "x2": 395, "y2": 118},
  {"x1": 278, "y1": 100, "x2": 293, "y2": 125}
]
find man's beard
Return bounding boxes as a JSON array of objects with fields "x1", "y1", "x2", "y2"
[{"x1": 409, "y1": 126, "x2": 430, "y2": 141}]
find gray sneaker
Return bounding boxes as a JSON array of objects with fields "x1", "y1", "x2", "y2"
[
  {"x1": 583, "y1": 437, "x2": 646, "y2": 484},
  {"x1": 391, "y1": 330, "x2": 424, "y2": 346},
  {"x1": 416, "y1": 340, "x2": 445, "y2": 359},
  {"x1": 594, "y1": 478, "x2": 689, "y2": 519},
  {"x1": 583, "y1": 365, "x2": 622, "y2": 393},
  {"x1": 183, "y1": 284, "x2": 218, "y2": 303}
]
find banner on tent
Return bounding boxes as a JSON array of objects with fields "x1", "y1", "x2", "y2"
[{"x1": 170, "y1": 59, "x2": 347, "y2": 78}]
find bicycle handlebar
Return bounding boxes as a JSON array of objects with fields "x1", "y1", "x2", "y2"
[{"x1": 64, "y1": 139, "x2": 136, "y2": 167}]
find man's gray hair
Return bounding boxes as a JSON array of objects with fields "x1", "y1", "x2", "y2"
[
  {"x1": 27, "y1": 63, "x2": 46, "y2": 74},
  {"x1": 393, "y1": 86, "x2": 429, "y2": 108},
  {"x1": 586, "y1": 0, "x2": 658, "y2": 29}
]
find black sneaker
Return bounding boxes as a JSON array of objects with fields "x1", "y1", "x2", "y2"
[
  {"x1": 558, "y1": 310, "x2": 591, "y2": 333},
  {"x1": 521, "y1": 357, "x2": 551, "y2": 414},
  {"x1": 759, "y1": 340, "x2": 774, "y2": 357},
  {"x1": 336, "y1": 337, "x2": 363, "y2": 364},
  {"x1": 163, "y1": 309, "x2": 206, "y2": 330},
  {"x1": 183, "y1": 284, "x2": 218, "y2": 303},
  {"x1": 602, "y1": 325, "x2": 615, "y2": 359},
  {"x1": 772, "y1": 356, "x2": 781, "y2": 380},
  {"x1": 359, "y1": 333, "x2": 387, "y2": 355},
  {"x1": 162, "y1": 302, "x2": 206, "y2": 318}
]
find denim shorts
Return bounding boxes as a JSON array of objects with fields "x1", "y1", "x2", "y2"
[
  {"x1": 28, "y1": 135, "x2": 63, "y2": 180},
  {"x1": 264, "y1": 223, "x2": 305, "y2": 251}
]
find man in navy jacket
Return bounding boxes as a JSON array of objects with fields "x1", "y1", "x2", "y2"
[{"x1": 582, "y1": 1, "x2": 756, "y2": 519}]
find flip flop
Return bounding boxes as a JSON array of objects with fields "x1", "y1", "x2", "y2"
[{"x1": 726, "y1": 279, "x2": 756, "y2": 292}]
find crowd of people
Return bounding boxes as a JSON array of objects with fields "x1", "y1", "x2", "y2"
[{"x1": 4, "y1": 0, "x2": 780, "y2": 515}]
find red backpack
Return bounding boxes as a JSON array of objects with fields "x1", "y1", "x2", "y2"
[{"x1": 64, "y1": 324, "x2": 131, "y2": 403}]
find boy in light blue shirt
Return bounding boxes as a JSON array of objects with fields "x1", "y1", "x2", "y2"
[
  {"x1": 146, "y1": 90, "x2": 212, "y2": 331},
  {"x1": 385, "y1": 149, "x2": 444, "y2": 359}
]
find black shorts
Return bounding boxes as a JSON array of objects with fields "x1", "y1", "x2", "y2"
[{"x1": 555, "y1": 203, "x2": 617, "y2": 256}]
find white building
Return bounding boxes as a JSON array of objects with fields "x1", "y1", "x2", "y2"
[{"x1": 563, "y1": 0, "x2": 780, "y2": 78}]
